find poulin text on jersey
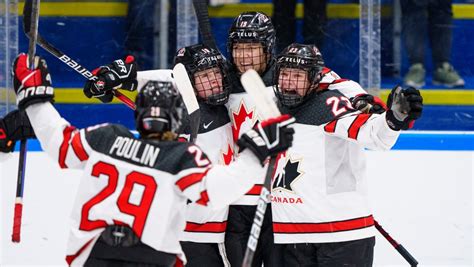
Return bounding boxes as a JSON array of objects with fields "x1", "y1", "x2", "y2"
[{"x1": 109, "y1": 136, "x2": 159, "y2": 167}]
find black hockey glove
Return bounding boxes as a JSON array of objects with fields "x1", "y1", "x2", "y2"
[
  {"x1": 385, "y1": 85, "x2": 423, "y2": 130},
  {"x1": 0, "y1": 109, "x2": 35, "y2": 153},
  {"x1": 238, "y1": 114, "x2": 295, "y2": 165},
  {"x1": 12, "y1": 54, "x2": 54, "y2": 109},
  {"x1": 351, "y1": 94, "x2": 387, "y2": 114},
  {"x1": 83, "y1": 55, "x2": 138, "y2": 103}
]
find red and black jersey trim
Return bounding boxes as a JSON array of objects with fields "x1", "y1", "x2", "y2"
[
  {"x1": 71, "y1": 132, "x2": 89, "y2": 161},
  {"x1": 245, "y1": 184, "x2": 263, "y2": 196},
  {"x1": 184, "y1": 221, "x2": 227, "y2": 233},
  {"x1": 348, "y1": 114, "x2": 372, "y2": 140},
  {"x1": 175, "y1": 169, "x2": 210, "y2": 191},
  {"x1": 324, "y1": 120, "x2": 338, "y2": 133},
  {"x1": 196, "y1": 190, "x2": 210, "y2": 206},
  {"x1": 59, "y1": 126, "x2": 76, "y2": 169},
  {"x1": 273, "y1": 215, "x2": 374, "y2": 234},
  {"x1": 65, "y1": 238, "x2": 95, "y2": 265}
]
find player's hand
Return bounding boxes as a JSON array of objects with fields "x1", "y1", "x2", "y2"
[
  {"x1": 12, "y1": 53, "x2": 54, "y2": 109},
  {"x1": 238, "y1": 114, "x2": 295, "y2": 165},
  {"x1": 0, "y1": 110, "x2": 35, "y2": 153},
  {"x1": 385, "y1": 85, "x2": 423, "y2": 130},
  {"x1": 351, "y1": 94, "x2": 387, "y2": 114},
  {"x1": 83, "y1": 55, "x2": 138, "y2": 103}
]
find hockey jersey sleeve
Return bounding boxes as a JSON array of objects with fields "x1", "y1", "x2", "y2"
[
  {"x1": 25, "y1": 102, "x2": 91, "y2": 169},
  {"x1": 320, "y1": 68, "x2": 367, "y2": 98},
  {"x1": 322, "y1": 112, "x2": 400, "y2": 151},
  {"x1": 175, "y1": 147, "x2": 265, "y2": 210}
]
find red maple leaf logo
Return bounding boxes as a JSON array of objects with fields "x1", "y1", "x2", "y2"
[
  {"x1": 222, "y1": 143, "x2": 234, "y2": 165},
  {"x1": 231, "y1": 102, "x2": 254, "y2": 142}
]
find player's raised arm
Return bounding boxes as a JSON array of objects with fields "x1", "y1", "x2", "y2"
[
  {"x1": 322, "y1": 86, "x2": 423, "y2": 151},
  {"x1": 177, "y1": 114, "x2": 294, "y2": 210},
  {"x1": 12, "y1": 53, "x2": 91, "y2": 169}
]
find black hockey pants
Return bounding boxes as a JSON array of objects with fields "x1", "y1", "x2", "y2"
[{"x1": 273, "y1": 236, "x2": 375, "y2": 267}]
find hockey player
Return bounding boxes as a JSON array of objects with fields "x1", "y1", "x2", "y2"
[
  {"x1": 11, "y1": 53, "x2": 295, "y2": 266},
  {"x1": 0, "y1": 109, "x2": 35, "y2": 153},
  {"x1": 174, "y1": 44, "x2": 234, "y2": 266},
  {"x1": 225, "y1": 11, "x2": 278, "y2": 267},
  {"x1": 271, "y1": 43, "x2": 423, "y2": 266}
]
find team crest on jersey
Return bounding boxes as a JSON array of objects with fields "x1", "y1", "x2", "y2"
[
  {"x1": 272, "y1": 156, "x2": 304, "y2": 193},
  {"x1": 231, "y1": 101, "x2": 256, "y2": 142}
]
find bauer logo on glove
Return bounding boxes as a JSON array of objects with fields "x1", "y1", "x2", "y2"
[{"x1": 12, "y1": 53, "x2": 54, "y2": 109}]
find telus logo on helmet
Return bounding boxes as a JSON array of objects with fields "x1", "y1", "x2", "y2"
[
  {"x1": 236, "y1": 31, "x2": 257, "y2": 38},
  {"x1": 59, "y1": 55, "x2": 94, "y2": 79},
  {"x1": 197, "y1": 55, "x2": 221, "y2": 67},
  {"x1": 278, "y1": 56, "x2": 307, "y2": 65}
]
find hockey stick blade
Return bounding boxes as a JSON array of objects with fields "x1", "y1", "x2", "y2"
[
  {"x1": 240, "y1": 69, "x2": 281, "y2": 267},
  {"x1": 193, "y1": 0, "x2": 218, "y2": 50},
  {"x1": 240, "y1": 69, "x2": 280, "y2": 119},
  {"x1": 173, "y1": 63, "x2": 200, "y2": 142}
]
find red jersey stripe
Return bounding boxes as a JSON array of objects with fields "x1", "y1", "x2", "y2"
[
  {"x1": 59, "y1": 126, "x2": 76, "y2": 169},
  {"x1": 175, "y1": 169, "x2": 209, "y2": 191},
  {"x1": 184, "y1": 221, "x2": 227, "y2": 233},
  {"x1": 273, "y1": 215, "x2": 374, "y2": 234},
  {"x1": 65, "y1": 238, "x2": 94, "y2": 265},
  {"x1": 71, "y1": 132, "x2": 89, "y2": 161},
  {"x1": 332, "y1": 78, "x2": 350, "y2": 84},
  {"x1": 196, "y1": 190, "x2": 209, "y2": 206},
  {"x1": 245, "y1": 184, "x2": 263, "y2": 195},
  {"x1": 324, "y1": 120, "x2": 337, "y2": 133},
  {"x1": 348, "y1": 114, "x2": 372, "y2": 140}
]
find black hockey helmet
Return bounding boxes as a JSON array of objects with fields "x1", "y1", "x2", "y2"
[
  {"x1": 174, "y1": 44, "x2": 230, "y2": 105},
  {"x1": 227, "y1": 11, "x2": 275, "y2": 73},
  {"x1": 274, "y1": 43, "x2": 325, "y2": 107},
  {"x1": 134, "y1": 81, "x2": 185, "y2": 138}
]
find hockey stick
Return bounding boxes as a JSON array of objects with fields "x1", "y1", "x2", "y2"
[
  {"x1": 22, "y1": 6, "x2": 135, "y2": 110},
  {"x1": 11, "y1": 0, "x2": 40, "y2": 243},
  {"x1": 173, "y1": 63, "x2": 200, "y2": 142},
  {"x1": 193, "y1": 0, "x2": 218, "y2": 50},
  {"x1": 374, "y1": 220, "x2": 418, "y2": 266},
  {"x1": 240, "y1": 69, "x2": 281, "y2": 267}
]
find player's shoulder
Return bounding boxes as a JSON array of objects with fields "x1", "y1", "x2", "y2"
[
  {"x1": 285, "y1": 90, "x2": 355, "y2": 125},
  {"x1": 85, "y1": 123, "x2": 134, "y2": 149},
  {"x1": 155, "y1": 141, "x2": 211, "y2": 174}
]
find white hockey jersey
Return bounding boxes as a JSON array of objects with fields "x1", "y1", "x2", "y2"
[
  {"x1": 272, "y1": 88, "x2": 399, "y2": 244},
  {"x1": 25, "y1": 102, "x2": 265, "y2": 266},
  {"x1": 180, "y1": 103, "x2": 234, "y2": 243},
  {"x1": 226, "y1": 86, "x2": 276, "y2": 205}
]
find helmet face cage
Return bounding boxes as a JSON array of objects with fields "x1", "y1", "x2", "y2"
[
  {"x1": 227, "y1": 12, "x2": 275, "y2": 74},
  {"x1": 174, "y1": 45, "x2": 231, "y2": 105},
  {"x1": 135, "y1": 81, "x2": 184, "y2": 137},
  {"x1": 273, "y1": 44, "x2": 325, "y2": 107}
]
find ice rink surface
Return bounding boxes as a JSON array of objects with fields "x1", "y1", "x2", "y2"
[{"x1": 1, "y1": 148, "x2": 472, "y2": 266}]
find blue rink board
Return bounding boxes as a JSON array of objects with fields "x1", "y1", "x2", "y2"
[{"x1": 13, "y1": 132, "x2": 474, "y2": 152}]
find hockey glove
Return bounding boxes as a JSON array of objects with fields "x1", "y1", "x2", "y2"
[
  {"x1": 12, "y1": 54, "x2": 54, "y2": 109},
  {"x1": 351, "y1": 94, "x2": 387, "y2": 114},
  {"x1": 386, "y1": 85, "x2": 423, "y2": 130},
  {"x1": 238, "y1": 114, "x2": 295, "y2": 165},
  {"x1": 0, "y1": 110, "x2": 35, "y2": 153},
  {"x1": 83, "y1": 55, "x2": 138, "y2": 103}
]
